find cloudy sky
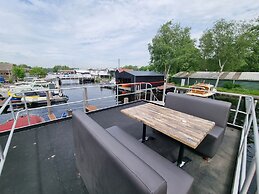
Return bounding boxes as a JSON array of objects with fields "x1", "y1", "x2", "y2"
[{"x1": 0, "y1": 0, "x2": 258, "y2": 68}]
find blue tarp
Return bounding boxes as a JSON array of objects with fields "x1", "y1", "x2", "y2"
[{"x1": 0, "y1": 76, "x2": 5, "y2": 83}]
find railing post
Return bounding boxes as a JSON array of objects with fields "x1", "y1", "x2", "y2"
[
  {"x1": 240, "y1": 97, "x2": 252, "y2": 188},
  {"x1": 83, "y1": 87, "x2": 88, "y2": 113},
  {"x1": 116, "y1": 84, "x2": 119, "y2": 105},
  {"x1": 22, "y1": 92, "x2": 31, "y2": 125},
  {"x1": 251, "y1": 98, "x2": 259, "y2": 191},
  {"x1": 9, "y1": 100, "x2": 15, "y2": 120},
  {"x1": 149, "y1": 88, "x2": 152, "y2": 101},
  {"x1": 240, "y1": 156, "x2": 256, "y2": 194},
  {"x1": 145, "y1": 83, "x2": 147, "y2": 100},
  {"x1": 233, "y1": 96, "x2": 242, "y2": 125},
  {"x1": 46, "y1": 90, "x2": 52, "y2": 115}
]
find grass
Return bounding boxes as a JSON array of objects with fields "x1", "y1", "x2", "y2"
[{"x1": 217, "y1": 87, "x2": 259, "y2": 96}]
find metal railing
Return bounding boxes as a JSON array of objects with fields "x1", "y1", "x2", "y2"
[
  {"x1": 0, "y1": 83, "x2": 258, "y2": 193},
  {"x1": 0, "y1": 83, "x2": 160, "y2": 175},
  {"x1": 173, "y1": 85, "x2": 259, "y2": 193}
]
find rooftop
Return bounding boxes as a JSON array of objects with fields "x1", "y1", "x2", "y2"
[
  {"x1": 0, "y1": 63, "x2": 13, "y2": 71},
  {"x1": 0, "y1": 101, "x2": 240, "y2": 194},
  {"x1": 127, "y1": 71, "x2": 164, "y2": 77},
  {"x1": 173, "y1": 71, "x2": 259, "y2": 81}
]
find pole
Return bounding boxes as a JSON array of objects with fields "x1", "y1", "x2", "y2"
[
  {"x1": 251, "y1": 99, "x2": 259, "y2": 192},
  {"x1": 83, "y1": 87, "x2": 88, "y2": 112},
  {"x1": 46, "y1": 90, "x2": 52, "y2": 115},
  {"x1": 22, "y1": 92, "x2": 31, "y2": 125}
]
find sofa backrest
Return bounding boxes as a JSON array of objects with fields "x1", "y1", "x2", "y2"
[
  {"x1": 165, "y1": 93, "x2": 231, "y2": 128},
  {"x1": 72, "y1": 110, "x2": 167, "y2": 194}
]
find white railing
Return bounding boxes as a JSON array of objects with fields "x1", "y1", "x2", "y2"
[
  {"x1": 0, "y1": 83, "x2": 160, "y2": 175},
  {"x1": 173, "y1": 85, "x2": 259, "y2": 193},
  {"x1": 0, "y1": 84, "x2": 258, "y2": 193}
]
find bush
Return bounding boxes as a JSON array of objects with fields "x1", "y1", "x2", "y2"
[{"x1": 223, "y1": 82, "x2": 241, "y2": 89}]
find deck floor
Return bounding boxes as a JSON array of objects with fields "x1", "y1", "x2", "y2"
[{"x1": 0, "y1": 101, "x2": 240, "y2": 194}]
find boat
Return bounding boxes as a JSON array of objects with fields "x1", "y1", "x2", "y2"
[
  {"x1": 20, "y1": 91, "x2": 69, "y2": 107},
  {"x1": 187, "y1": 83, "x2": 215, "y2": 98},
  {"x1": 0, "y1": 115, "x2": 44, "y2": 133},
  {"x1": 7, "y1": 79, "x2": 66, "y2": 105}
]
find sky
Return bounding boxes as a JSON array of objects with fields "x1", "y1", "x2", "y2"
[{"x1": 0, "y1": 0, "x2": 258, "y2": 69}]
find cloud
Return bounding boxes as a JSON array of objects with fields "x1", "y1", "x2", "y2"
[{"x1": 0, "y1": 0, "x2": 258, "y2": 68}]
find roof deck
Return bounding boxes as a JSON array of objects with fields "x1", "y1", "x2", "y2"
[{"x1": 0, "y1": 101, "x2": 240, "y2": 194}]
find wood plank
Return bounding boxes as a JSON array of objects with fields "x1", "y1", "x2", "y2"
[
  {"x1": 121, "y1": 103, "x2": 215, "y2": 149},
  {"x1": 48, "y1": 113, "x2": 56, "y2": 121}
]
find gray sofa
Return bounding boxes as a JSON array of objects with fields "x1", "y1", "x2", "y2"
[
  {"x1": 72, "y1": 110, "x2": 193, "y2": 194},
  {"x1": 165, "y1": 92, "x2": 231, "y2": 158}
]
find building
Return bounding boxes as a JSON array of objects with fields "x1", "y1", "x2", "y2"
[
  {"x1": 0, "y1": 62, "x2": 13, "y2": 81},
  {"x1": 173, "y1": 71, "x2": 259, "y2": 90},
  {"x1": 115, "y1": 70, "x2": 164, "y2": 87}
]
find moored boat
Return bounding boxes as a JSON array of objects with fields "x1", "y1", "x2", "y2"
[{"x1": 0, "y1": 115, "x2": 44, "y2": 133}]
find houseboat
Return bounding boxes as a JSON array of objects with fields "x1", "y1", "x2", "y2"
[{"x1": 0, "y1": 84, "x2": 258, "y2": 194}]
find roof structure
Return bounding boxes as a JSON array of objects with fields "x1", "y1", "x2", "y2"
[
  {"x1": 173, "y1": 71, "x2": 259, "y2": 81},
  {"x1": 127, "y1": 71, "x2": 164, "y2": 77},
  {"x1": 0, "y1": 62, "x2": 13, "y2": 71},
  {"x1": 117, "y1": 68, "x2": 133, "y2": 73}
]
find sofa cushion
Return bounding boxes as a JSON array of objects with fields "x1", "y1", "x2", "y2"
[
  {"x1": 165, "y1": 93, "x2": 231, "y2": 128},
  {"x1": 106, "y1": 126, "x2": 193, "y2": 194},
  {"x1": 73, "y1": 111, "x2": 167, "y2": 194}
]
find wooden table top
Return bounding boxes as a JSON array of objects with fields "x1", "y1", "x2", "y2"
[{"x1": 121, "y1": 103, "x2": 215, "y2": 149}]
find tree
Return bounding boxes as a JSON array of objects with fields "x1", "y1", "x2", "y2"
[
  {"x1": 52, "y1": 65, "x2": 71, "y2": 72},
  {"x1": 30, "y1": 67, "x2": 47, "y2": 78},
  {"x1": 139, "y1": 66, "x2": 150, "y2": 71},
  {"x1": 122, "y1": 65, "x2": 138, "y2": 70},
  {"x1": 12, "y1": 66, "x2": 25, "y2": 80},
  {"x1": 199, "y1": 19, "x2": 243, "y2": 72},
  {"x1": 236, "y1": 18, "x2": 259, "y2": 71},
  {"x1": 148, "y1": 20, "x2": 201, "y2": 74}
]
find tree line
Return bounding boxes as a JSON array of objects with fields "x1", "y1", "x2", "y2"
[
  {"x1": 11, "y1": 64, "x2": 72, "y2": 80},
  {"x1": 142, "y1": 17, "x2": 259, "y2": 74}
]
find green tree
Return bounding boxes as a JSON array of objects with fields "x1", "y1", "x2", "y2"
[
  {"x1": 19, "y1": 64, "x2": 31, "y2": 69},
  {"x1": 237, "y1": 18, "x2": 259, "y2": 71},
  {"x1": 30, "y1": 67, "x2": 47, "y2": 78},
  {"x1": 139, "y1": 66, "x2": 149, "y2": 71},
  {"x1": 148, "y1": 20, "x2": 201, "y2": 74},
  {"x1": 122, "y1": 65, "x2": 138, "y2": 70},
  {"x1": 52, "y1": 65, "x2": 71, "y2": 72},
  {"x1": 12, "y1": 66, "x2": 25, "y2": 80},
  {"x1": 199, "y1": 19, "x2": 242, "y2": 71}
]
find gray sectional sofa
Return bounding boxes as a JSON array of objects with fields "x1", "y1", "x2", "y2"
[
  {"x1": 165, "y1": 92, "x2": 231, "y2": 158},
  {"x1": 72, "y1": 110, "x2": 193, "y2": 194}
]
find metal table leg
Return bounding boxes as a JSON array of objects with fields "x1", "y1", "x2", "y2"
[
  {"x1": 177, "y1": 144, "x2": 191, "y2": 168},
  {"x1": 177, "y1": 144, "x2": 185, "y2": 166},
  {"x1": 141, "y1": 123, "x2": 147, "y2": 142},
  {"x1": 140, "y1": 123, "x2": 154, "y2": 143}
]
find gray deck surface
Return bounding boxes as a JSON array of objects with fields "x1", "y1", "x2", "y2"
[{"x1": 0, "y1": 101, "x2": 240, "y2": 194}]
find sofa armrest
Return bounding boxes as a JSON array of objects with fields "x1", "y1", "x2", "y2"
[
  {"x1": 73, "y1": 111, "x2": 167, "y2": 194},
  {"x1": 196, "y1": 126, "x2": 225, "y2": 158},
  {"x1": 106, "y1": 125, "x2": 193, "y2": 194}
]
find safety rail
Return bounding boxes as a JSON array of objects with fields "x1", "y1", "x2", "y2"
[
  {"x1": 173, "y1": 85, "x2": 259, "y2": 193},
  {"x1": 0, "y1": 83, "x2": 160, "y2": 175},
  {"x1": 0, "y1": 83, "x2": 258, "y2": 194}
]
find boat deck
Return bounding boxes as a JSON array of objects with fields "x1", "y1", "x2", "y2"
[{"x1": 0, "y1": 101, "x2": 240, "y2": 194}]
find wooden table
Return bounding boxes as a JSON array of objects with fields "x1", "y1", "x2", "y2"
[{"x1": 121, "y1": 103, "x2": 215, "y2": 167}]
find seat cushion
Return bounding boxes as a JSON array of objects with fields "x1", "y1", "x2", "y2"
[
  {"x1": 106, "y1": 126, "x2": 193, "y2": 194},
  {"x1": 165, "y1": 93, "x2": 231, "y2": 128}
]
